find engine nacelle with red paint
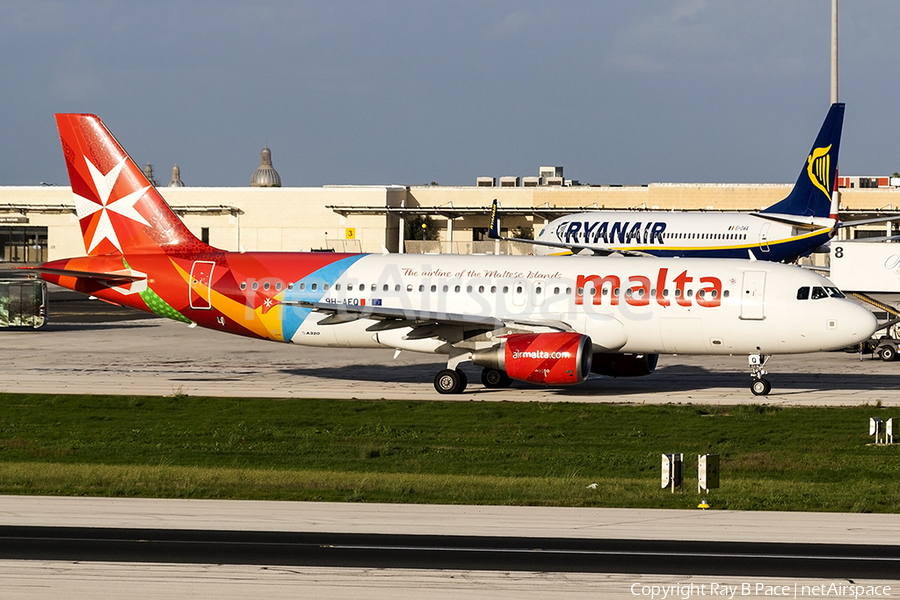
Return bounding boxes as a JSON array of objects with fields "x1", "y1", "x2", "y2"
[
  {"x1": 472, "y1": 332, "x2": 593, "y2": 385},
  {"x1": 590, "y1": 352, "x2": 659, "y2": 377}
]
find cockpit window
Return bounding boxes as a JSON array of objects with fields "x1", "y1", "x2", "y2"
[{"x1": 798, "y1": 285, "x2": 847, "y2": 300}]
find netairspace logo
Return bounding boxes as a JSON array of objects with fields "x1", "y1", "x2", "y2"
[{"x1": 630, "y1": 582, "x2": 893, "y2": 600}]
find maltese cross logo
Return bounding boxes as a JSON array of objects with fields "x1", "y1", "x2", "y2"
[{"x1": 74, "y1": 155, "x2": 150, "y2": 253}]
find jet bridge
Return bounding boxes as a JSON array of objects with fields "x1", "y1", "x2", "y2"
[{"x1": 830, "y1": 242, "x2": 900, "y2": 360}]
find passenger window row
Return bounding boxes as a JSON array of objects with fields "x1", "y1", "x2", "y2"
[{"x1": 237, "y1": 280, "x2": 731, "y2": 299}]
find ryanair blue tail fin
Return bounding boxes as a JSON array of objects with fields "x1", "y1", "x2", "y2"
[
  {"x1": 760, "y1": 103, "x2": 844, "y2": 218},
  {"x1": 488, "y1": 199, "x2": 501, "y2": 239}
]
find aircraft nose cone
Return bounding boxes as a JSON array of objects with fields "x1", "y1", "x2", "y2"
[{"x1": 842, "y1": 302, "x2": 878, "y2": 345}]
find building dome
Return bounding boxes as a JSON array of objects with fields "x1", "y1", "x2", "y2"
[
  {"x1": 250, "y1": 146, "x2": 281, "y2": 187},
  {"x1": 167, "y1": 164, "x2": 185, "y2": 187},
  {"x1": 142, "y1": 163, "x2": 157, "y2": 186}
]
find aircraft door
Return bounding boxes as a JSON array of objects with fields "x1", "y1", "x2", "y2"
[
  {"x1": 759, "y1": 223, "x2": 771, "y2": 253},
  {"x1": 189, "y1": 260, "x2": 215, "y2": 310},
  {"x1": 740, "y1": 271, "x2": 766, "y2": 320}
]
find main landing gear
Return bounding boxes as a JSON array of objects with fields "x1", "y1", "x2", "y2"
[
  {"x1": 480, "y1": 367, "x2": 512, "y2": 389},
  {"x1": 433, "y1": 367, "x2": 514, "y2": 394},
  {"x1": 434, "y1": 368, "x2": 468, "y2": 394},
  {"x1": 749, "y1": 353, "x2": 772, "y2": 396}
]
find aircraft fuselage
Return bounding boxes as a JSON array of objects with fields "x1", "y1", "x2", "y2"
[
  {"x1": 537, "y1": 212, "x2": 834, "y2": 262},
  {"x1": 42, "y1": 252, "x2": 874, "y2": 357}
]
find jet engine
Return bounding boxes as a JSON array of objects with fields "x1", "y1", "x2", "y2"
[
  {"x1": 590, "y1": 352, "x2": 659, "y2": 377},
  {"x1": 472, "y1": 332, "x2": 592, "y2": 385}
]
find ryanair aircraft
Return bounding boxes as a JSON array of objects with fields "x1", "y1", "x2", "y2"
[{"x1": 491, "y1": 103, "x2": 844, "y2": 263}]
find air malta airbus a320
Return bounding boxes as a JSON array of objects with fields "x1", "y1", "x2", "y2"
[
  {"x1": 492, "y1": 103, "x2": 844, "y2": 262},
  {"x1": 34, "y1": 114, "x2": 875, "y2": 396}
]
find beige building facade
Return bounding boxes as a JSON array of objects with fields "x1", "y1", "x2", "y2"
[{"x1": 1, "y1": 182, "x2": 898, "y2": 264}]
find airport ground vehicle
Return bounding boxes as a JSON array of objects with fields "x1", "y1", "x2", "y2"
[{"x1": 0, "y1": 278, "x2": 47, "y2": 328}]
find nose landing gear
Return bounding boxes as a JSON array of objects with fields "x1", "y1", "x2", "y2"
[{"x1": 749, "y1": 353, "x2": 772, "y2": 396}]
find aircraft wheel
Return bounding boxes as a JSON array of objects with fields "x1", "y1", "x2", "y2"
[
  {"x1": 480, "y1": 368, "x2": 512, "y2": 388},
  {"x1": 434, "y1": 369, "x2": 467, "y2": 394},
  {"x1": 878, "y1": 345, "x2": 897, "y2": 362},
  {"x1": 456, "y1": 368, "x2": 468, "y2": 389},
  {"x1": 750, "y1": 378, "x2": 772, "y2": 396}
]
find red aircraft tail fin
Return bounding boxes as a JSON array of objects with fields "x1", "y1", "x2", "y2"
[{"x1": 55, "y1": 113, "x2": 211, "y2": 256}]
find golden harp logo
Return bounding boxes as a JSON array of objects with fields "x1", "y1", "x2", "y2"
[{"x1": 807, "y1": 144, "x2": 832, "y2": 198}]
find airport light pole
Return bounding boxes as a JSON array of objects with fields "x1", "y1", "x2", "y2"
[
  {"x1": 831, "y1": 0, "x2": 838, "y2": 104},
  {"x1": 831, "y1": 0, "x2": 841, "y2": 238}
]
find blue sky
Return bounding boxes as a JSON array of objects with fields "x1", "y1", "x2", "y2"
[{"x1": 1, "y1": 1, "x2": 897, "y2": 187}]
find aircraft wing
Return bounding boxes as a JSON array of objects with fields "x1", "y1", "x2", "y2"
[
  {"x1": 486, "y1": 199, "x2": 652, "y2": 257},
  {"x1": 524, "y1": 236, "x2": 658, "y2": 257},
  {"x1": 282, "y1": 299, "x2": 574, "y2": 333},
  {"x1": 516, "y1": 236, "x2": 626, "y2": 256}
]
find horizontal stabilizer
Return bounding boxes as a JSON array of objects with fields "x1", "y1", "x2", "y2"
[
  {"x1": 827, "y1": 235, "x2": 900, "y2": 243},
  {"x1": 24, "y1": 266, "x2": 146, "y2": 285},
  {"x1": 836, "y1": 214, "x2": 900, "y2": 229},
  {"x1": 749, "y1": 212, "x2": 834, "y2": 230}
]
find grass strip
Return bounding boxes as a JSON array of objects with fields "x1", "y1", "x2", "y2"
[
  {"x1": 1, "y1": 393, "x2": 899, "y2": 511},
  {"x1": 3, "y1": 462, "x2": 900, "y2": 511}
]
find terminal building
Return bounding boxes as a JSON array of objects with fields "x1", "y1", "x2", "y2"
[{"x1": 1, "y1": 149, "x2": 899, "y2": 265}]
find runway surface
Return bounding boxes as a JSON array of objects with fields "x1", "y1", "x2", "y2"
[
  {"x1": 1, "y1": 496, "x2": 899, "y2": 598},
  {"x1": 5, "y1": 526, "x2": 900, "y2": 578}
]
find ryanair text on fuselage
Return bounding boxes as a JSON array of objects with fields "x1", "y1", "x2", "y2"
[{"x1": 556, "y1": 220, "x2": 669, "y2": 245}]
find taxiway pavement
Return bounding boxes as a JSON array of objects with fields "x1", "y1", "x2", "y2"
[{"x1": 2, "y1": 316, "x2": 897, "y2": 405}]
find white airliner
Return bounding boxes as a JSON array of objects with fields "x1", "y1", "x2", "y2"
[
  {"x1": 34, "y1": 114, "x2": 876, "y2": 397},
  {"x1": 491, "y1": 103, "x2": 844, "y2": 263}
]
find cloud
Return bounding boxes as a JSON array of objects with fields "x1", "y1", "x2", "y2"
[
  {"x1": 605, "y1": 1, "x2": 820, "y2": 77},
  {"x1": 491, "y1": 10, "x2": 535, "y2": 38},
  {"x1": 2, "y1": 1, "x2": 899, "y2": 187}
]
